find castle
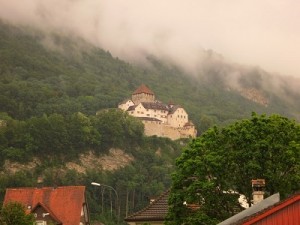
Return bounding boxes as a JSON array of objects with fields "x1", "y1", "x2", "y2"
[{"x1": 118, "y1": 84, "x2": 197, "y2": 140}]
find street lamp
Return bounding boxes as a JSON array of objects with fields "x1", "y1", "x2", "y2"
[{"x1": 91, "y1": 182, "x2": 120, "y2": 224}]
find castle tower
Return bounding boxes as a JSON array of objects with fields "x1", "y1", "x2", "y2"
[{"x1": 132, "y1": 84, "x2": 155, "y2": 104}]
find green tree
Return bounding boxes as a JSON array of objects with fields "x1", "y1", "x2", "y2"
[
  {"x1": 93, "y1": 109, "x2": 144, "y2": 151},
  {"x1": 0, "y1": 201, "x2": 34, "y2": 225},
  {"x1": 166, "y1": 113, "x2": 300, "y2": 225}
]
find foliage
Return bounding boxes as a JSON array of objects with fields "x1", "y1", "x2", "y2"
[
  {"x1": 93, "y1": 109, "x2": 144, "y2": 151},
  {"x1": 1, "y1": 20, "x2": 300, "y2": 225},
  {"x1": 1, "y1": 20, "x2": 300, "y2": 133},
  {"x1": 166, "y1": 113, "x2": 300, "y2": 224},
  {"x1": 0, "y1": 110, "x2": 144, "y2": 162},
  {"x1": 0, "y1": 201, "x2": 34, "y2": 225}
]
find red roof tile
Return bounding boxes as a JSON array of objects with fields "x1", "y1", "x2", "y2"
[
  {"x1": 132, "y1": 84, "x2": 154, "y2": 95},
  {"x1": 3, "y1": 186, "x2": 87, "y2": 225},
  {"x1": 31, "y1": 202, "x2": 62, "y2": 224}
]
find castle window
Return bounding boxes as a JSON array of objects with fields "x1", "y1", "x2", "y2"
[{"x1": 147, "y1": 114, "x2": 150, "y2": 116}]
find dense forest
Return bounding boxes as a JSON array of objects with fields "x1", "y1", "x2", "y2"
[{"x1": 1, "y1": 20, "x2": 300, "y2": 224}]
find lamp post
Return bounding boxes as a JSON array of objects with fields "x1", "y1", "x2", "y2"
[{"x1": 91, "y1": 182, "x2": 120, "y2": 224}]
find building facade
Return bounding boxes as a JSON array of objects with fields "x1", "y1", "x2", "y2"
[{"x1": 118, "y1": 84, "x2": 197, "y2": 140}]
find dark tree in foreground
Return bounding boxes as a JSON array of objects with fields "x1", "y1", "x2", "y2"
[
  {"x1": 0, "y1": 201, "x2": 34, "y2": 225},
  {"x1": 166, "y1": 113, "x2": 300, "y2": 225}
]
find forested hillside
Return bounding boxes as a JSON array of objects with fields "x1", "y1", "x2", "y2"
[
  {"x1": 1, "y1": 21, "x2": 300, "y2": 224},
  {"x1": 1, "y1": 21, "x2": 299, "y2": 130}
]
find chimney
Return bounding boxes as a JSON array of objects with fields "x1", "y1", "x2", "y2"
[
  {"x1": 251, "y1": 179, "x2": 265, "y2": 205},
  {"x1": 37, "y1": 176, "x2": 44, "y2": 188}
]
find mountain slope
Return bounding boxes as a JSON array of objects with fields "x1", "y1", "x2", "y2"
[{"x1": 0, "y1": 21, "x2": 299, "y2": 132}]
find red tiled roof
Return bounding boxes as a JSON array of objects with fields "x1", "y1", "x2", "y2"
[
  {"x1": 125, "y1": 190, "x2": 169, "y2": 222},
  {"x1": 3, "y1": 186, "x2": 87, "y2": 225},
  {"x1": 132, "y1": 84, "x2": 154, "y2": 95},
  {"x1": 31, "y1": 202, "x2": 62, "y2": 224}
]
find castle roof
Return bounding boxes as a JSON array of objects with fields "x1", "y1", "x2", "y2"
[
  {"x1": 132, "y1": 84, "x2": 154, "y2": 95},
  {"x1": 127, "y1": 105, "x2": 137, "y2": 111},
  {"x1": 118, "y1": 99, "x2": 132, "y2": 105},
  {"x1": 168, "y1": 105, "x2": 183, "y2": 114},
  {"x1": 127, "y1": 102, "x2": 169, "y2": 111},
  {"x1": 141, "y1": 102, "x2": 169, "y2": 111},
  {"x1": 184, "y1": 121, "x2": 194, "y2": 127}
]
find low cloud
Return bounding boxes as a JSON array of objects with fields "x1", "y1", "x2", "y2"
[{"x1": 0, "y1": 0, "x2": 300, "y2": 77}]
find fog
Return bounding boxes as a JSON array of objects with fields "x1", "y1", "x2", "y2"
[{"x1": 0, "y1": 0, "x2": 300, "y2": 77}]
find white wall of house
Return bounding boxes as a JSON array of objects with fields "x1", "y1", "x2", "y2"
[
  {"x1": 129, "y1": 103, "x2": 147, "y2": 118},
  {"x1": 145, "y1": 108, "x2": 168, "y2": 123},
  {"x1": 167, "y1": 108, "x2": 188, "y2": 127}
]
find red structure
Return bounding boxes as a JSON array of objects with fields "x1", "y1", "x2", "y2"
[
  {"x1": 219, "y1": 192, "x2": 300, "y2": 225},
  {"x1": 242, "y1": 193, "x2": 300, "y2": 225},
  {"x1": 3, "y1": 186, "x2": 90, "y2": 225}
]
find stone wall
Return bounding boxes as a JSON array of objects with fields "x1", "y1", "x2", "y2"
[{"x1": 143, "y1": 121, "x2": 196, "y2": 140}]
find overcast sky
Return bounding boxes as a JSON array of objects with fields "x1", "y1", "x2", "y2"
[{"x1": 0, "y1": 0, "x2": 299, "y2": 76}]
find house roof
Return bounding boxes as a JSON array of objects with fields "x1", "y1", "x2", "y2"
[
  {"x1": 132, "y1": 84, "x2": 154, "y2": 95},
  {"x1": 218, "y1": 193, "x2": 281, "y2": 225},
  {"x1": 31, "y1": 202, "x2": 62, "y2": 224},
  {"x1": 125, "y1": 190, "x2": 170, "y2": 222},
  {"x1": 237, "y1": 192, "x2": 300, "y2": 225},
  {"x1": 3, "y1": 186, "x2": 87, "y2": 225}
]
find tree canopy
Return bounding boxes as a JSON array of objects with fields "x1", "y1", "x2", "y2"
[
  {"x1": 166, "y1": 113, "x2": 300, "y2": 225},
  {"x1": 0, "y1": 201, "x2": 34, "y2": 225}
]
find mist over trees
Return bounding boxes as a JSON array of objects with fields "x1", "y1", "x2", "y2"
[{"x1": 1, "y1": 21, "x2": 300, "y2": 225}]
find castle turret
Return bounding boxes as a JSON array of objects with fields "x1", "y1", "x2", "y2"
[{"x1": 132, "y1": 84, "x2": 155, "y2": 104}]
